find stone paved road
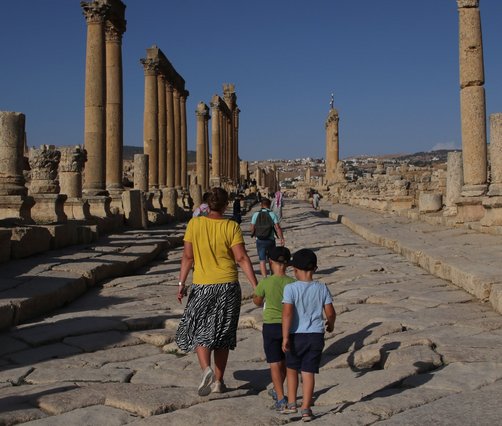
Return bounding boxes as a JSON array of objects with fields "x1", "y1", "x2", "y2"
[{"x1": 1, "y1": 200, "x2": 501, "y2": 425}]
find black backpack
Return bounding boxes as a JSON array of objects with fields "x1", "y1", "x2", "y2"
[{"x1": 254, "y1": 209, "x2": 274, "y2": 240}]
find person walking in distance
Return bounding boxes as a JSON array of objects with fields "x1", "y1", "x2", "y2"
[
  {"x1": 175, "y1": 187, "x2": 258, "y2": 396},
  {"x1": 250, "y1": 198, "x2": 285, "y2": 277},
  {"x1": 272, "y1": 189, "x2": 284, "y2": 222}
]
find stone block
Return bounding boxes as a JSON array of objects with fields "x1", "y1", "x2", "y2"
[
  {"x1": 77, "y1": 224, "x2": 98, "y2": 244},
  {"x1": 0, "y1": 228, "x2": 11, "y2": 262},
  {"x1": 45, "y1": 224, "x2": 79, "y2": 249},
  {"x1": 0, "y1": 302, "x2": 15, "y2": 331},
  {"x1": 122, "y1": 189, "x2": 147, "y2": 229},
  {"x1": 419, "y1": 192, "x2": 443, "y2": 213},
  {"x1": 10, "y1": 226, "x2": 52, "y2": 259}
]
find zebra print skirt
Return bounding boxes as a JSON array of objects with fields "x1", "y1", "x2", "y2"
[{"x1": 175, "y1": 282, "x2": 242, "y2": 353}]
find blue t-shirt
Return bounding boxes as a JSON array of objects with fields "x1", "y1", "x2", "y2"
[
  {"x1": 282, "y1": 280, "x2": 333, "y2": 333},
  {"x1": 251, "y1": 208, "x2": 279, "y2": 240}
]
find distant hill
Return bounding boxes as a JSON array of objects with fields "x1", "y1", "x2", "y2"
[{"x1": 123, "y1": 146, "x2": 196, "y2": 163}]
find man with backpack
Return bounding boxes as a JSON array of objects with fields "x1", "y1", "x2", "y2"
[{"x1": 250, "y1": 198, "x2": 285, "y2": 277}]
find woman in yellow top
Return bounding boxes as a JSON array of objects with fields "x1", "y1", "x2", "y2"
[{"x1": 175, "y1": 187, "x2": 258, "y2": 397}]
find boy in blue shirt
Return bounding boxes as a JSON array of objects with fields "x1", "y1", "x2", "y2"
[{"x1": 281, "y1": 249, "x2": 336, "y2": 422}]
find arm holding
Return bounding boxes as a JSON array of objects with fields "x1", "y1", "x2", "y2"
[
  {"x1": 253, "y1": 294, "x2": 264, "y2": 306},
  {"x1": 177, "y1": 241, "x2": 194, "y2": 303},
  {"x1": 232, "y1": 243, "x2": 258, "y2": 289}
]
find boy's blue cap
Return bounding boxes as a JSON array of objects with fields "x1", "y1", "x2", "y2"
[
  {"x1": 292, "y1": 249, "x2": 317, "y2": 271},
  {"x1": 267, "y1": 246, "x2": 291, "y2": 264}
]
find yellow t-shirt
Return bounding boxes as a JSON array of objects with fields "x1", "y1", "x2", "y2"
[{"x1": 184, "y1": 216, "x2": 244, "y2": 284}]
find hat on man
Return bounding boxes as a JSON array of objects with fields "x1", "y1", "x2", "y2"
[
  {"x1": 291, "y1": 248, "x2": 317, "y2": 271},
  {"x1": 267, "y1": 246, "x2": 291, "y2": 265}
]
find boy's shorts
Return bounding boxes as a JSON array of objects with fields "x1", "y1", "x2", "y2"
[
  {"x1": 285, "y1": 333, "x2": 324, "y2": 373},
  {"x1": 256, "y1": 239, "x2": 276, "y2": 261},
  {"x1": 262, "y1": 323, "x2": 285, "y2": 363}
]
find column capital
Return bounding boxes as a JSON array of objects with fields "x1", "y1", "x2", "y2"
[
  {"x1": 173, "y1": 88, "x2": 181, "y2": 99},
  {"x1": 140, "y1": 57, "x2": 159, "y2": 76},
  {"x1": 457, "y1": 0, "x2": 479, "y2": 8},
  {"x1": 105, "y1": 21, "x2": 124, "y2": 43},
  {"x1": 81, "y1": 1, "x2": 110, "y2": 24},
  {"x1": 196, "y1": 101, "x2": 210, "y2": 118},
  {"x1": 28, "y1": 145, "x2": 61, "y2": 194},
  {"x1": 165, "y1": 82, "x2": 174, "y2": 93},
  {"x1": 59, "y1": 145, "x2": 87, "y2": 173}
]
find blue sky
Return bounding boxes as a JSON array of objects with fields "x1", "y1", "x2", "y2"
[{"x1": 1, "y1": 0, "x2": 502, "y2": 161}]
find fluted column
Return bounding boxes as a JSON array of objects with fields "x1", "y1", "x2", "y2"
[
  {"x1": 173, "y1": 88, "x2": 181, "y2": 187},
  {"x1": 457, "y1": 0, "x2": 487, "y2": 196},
  {"x1": 105, "y1": 18, "x2": 125, "y2": 195},
  {"x1": 140, "y1": 57, "x2": 159, "y2": 189},
  {"x1": 166, "y1": 83, "x2": 175, "y2": 187},
  {"x1": 180, "y1": 91, "x2": 188, "y2": 189},
  {"x1": 157, "y1": 75, "x2": 167, "y2": 188},
  {"x1": 211, "y1": 99, "x2": 221, "y2": 179},
  {"x1": 81, "y1": 1, "x2": 109, "y2": 196}
]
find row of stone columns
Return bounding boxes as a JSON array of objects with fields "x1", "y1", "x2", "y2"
[
  {"x1": 210, "y1": 84, "x2": 240, "y2": 186},
  {"x1": 81, "y1": 0, "x2": 126, "y2": 199},
  {"x1": 140, "y1": 45, "x2": 188, "y2": 191}
]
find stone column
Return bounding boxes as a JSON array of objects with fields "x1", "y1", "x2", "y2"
[
  {"x1": 133, "y1": 153, "x2": 149, "y2": 192},
  {"x1": 196, "y1": 102, "x2": 209, "y2": 191},
  {"x1": 210, "y1": 97, "x2": 221, "y2": 183},
  {"x1": 444, "y1": 151, "x2": 463, "y2": 216},
  {"x1": 234, "y1": 108, "x2": 240, "y2": 183},
  {"x1": 240, "y1": 160, "x2": 249, "y2": 184},
  {"x1": 204, "y1": 108, "x2": 210, "y2": 190},
  {"x1": 140, "y1": 57, "x2": 159, "y2": 189},
  {"x1": 166, "y1": 83, "x2": 175, "y2": 187},
  {"x1": 0, "y1": 111, "x2": 34, "y2": 222},
  {"x1": 325, "y1": 107, "x2": 340, "y2": 184},
  {"x1": 59, "y1": 146, "x2": 89, "y2": 221},
  {"x1": 105, "y1": 18, "x2": 125, "y2": 197},
  {"x1": 457, "y1": 0, "x2": 487, "y2": 196},
  {"x1": 28, "y1": 145, "x2": 67, "y2": 224},
  {"x1": 157, "y1": 74, "x2": 167, "y2": 188},
  {"x1": 220, "y1": 113, "x2": 227, "y2": 181},
  {"x1": 81, "y1": 1, "x2": 109, "y2": 196},
  {"x1": 180, "y1": 91, "x2": 188, "y2": 189},
  {"x1": 488, "y1": 113, "x2": 502, "y2": 196},
  {"x1": 173, "y1": 88, "x2": 181, "y2": 187}
]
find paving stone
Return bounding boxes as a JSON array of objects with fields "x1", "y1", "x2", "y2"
[
  {"x1": 378, "y1": 379, "x2": 502, "y2": 426},
  {"x1": 383, "y1": 344, "x2": 443, "y2": 373},
  {"x1": 63, "y1": 330, "x2": 143, "y2": 352},
  {"x1": 7, "y1": 343, "x2": 82, "y2": 365},
  {"x1": 25, "y1": 366, "x2": 133, "y2": 384},
  {"x1": 21, "y1": 405, "x2": 138, "y2": 425},
  {"x1": 0, "y1": 365, "x2": 33, "y2": 385},
  {"x1": 13, "y1": 317, "x2": 128, "y2": 346},
  {"x1": 402, "y1": 362, "x2": 502, "y2": 392}
]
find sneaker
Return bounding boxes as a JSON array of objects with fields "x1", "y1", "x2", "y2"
[
  {"x1": 211, "y1": 380, "x2": 227, "y2": 394},
  {"x1": 198, "y1": 366, "x2": 215, "y2": 396},
  {"x1": 280, "y1": 402, "x2": 298, "y2": 414},
  {"x1": 270, "y1": 397, "x2": 287, "y2": 411},
  {"x1": 268, "y1": 387, "x2": 278, "y2": 401}
]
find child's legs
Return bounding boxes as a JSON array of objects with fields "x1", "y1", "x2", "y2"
[
  {"x1": 286, "y1": 367, "x2": 298, "y2": 404},
  {"x1": 263, "y1": 324, "x2": 286, "y2": 399},
  {"x1": 300, "y1": 371, "x2": 315, "y2": 410},
  {"x1": 270, "y1": 361, "x2": 286, "y2": 399}
]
